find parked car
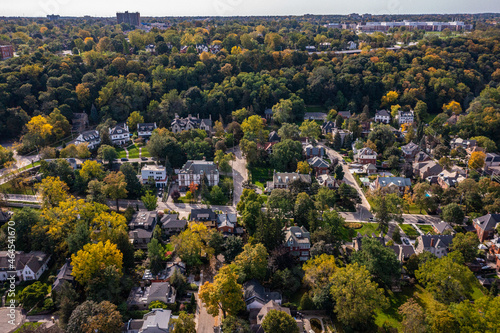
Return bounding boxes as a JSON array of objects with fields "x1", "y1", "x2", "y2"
[
  {"x1": 141, "y1": 157, "x2": 148, "y2": 161},
  {"x1": 417, "y1": 219, "x2": 425, "y2": 223},
  {"x1": 369, "y1": 217, "x2": 377, "y2": 222},
  {"x1": 121, "y1": 158, "x2": 128, "y2": 161}
]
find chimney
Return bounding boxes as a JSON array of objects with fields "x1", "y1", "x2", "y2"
[
  {"x1": 133, "y1": 231, "x2": 139, "y2": 239},
  {"x1": 203, "y1": 156, "x2": 206, "y2": 161},
  {"x1": 197, "y1": 114, "x2": 200, "y2": 119},
  {"x1": 431, "y1": 238, "x2": 435, "y2": 247}
]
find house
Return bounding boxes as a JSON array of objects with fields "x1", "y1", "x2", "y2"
[
  {"x1": 317, "y1": 174, "x2": 337, "y2": 189},
  {"x1": 0, "y1": 45, "x2": 14, "y2": 60},
  {"x1": 127, "y1": 282, "x2": 176, "y2": 310},
  {"x1": 355, "y1": 147, "x2": 377, "y2": 165},
  {"x1": 109, "y1": 123, "x2": 130, "y2": 145},
  {"x1": 138, "y1": 123, "x2": 157, "y2": 139},
  {"x1": 414, "y1": 151, "x2": 431, "y2": 163},
  {"x1": 373, "y1": 176, "x2": 411, "y2": 194},
  {"x1": 284, "y1": 226, "x2": 311, "y2": 261},
  {"x1": 141, "y1": 165, "x2": 168, "y2": 188},
  {"x1": 303, "y1": 112, "x2": 327, "y2": 121},
  {"x1": 450, "y1": 138, "x2": 477, "y2": 150},
  {"x1": 307, "y1": 157, "x2": 329, "y2": 175},
  {"x1": 413, "y1": 160, "x2": 443, "y2": 179},
  {"x1": 0, "y1": 251, "x2": 51, "y2": 282},
  {"x1": 243, "y1": 280, "x2": 282, "y2": 310},
  {"x1": 268, "y1": 131, "x2": 281, "y2": 143},
  {"x1": 124, "y1": 308, "x2": 173, "y2": 333},
  {"x1": 160, "y1": 214, "x2": 187, "y2": 236},
  {"x1": 338, "y1": 111, "x2": 351, "y2": 120},
  {"x1": 485, "y1": 153, "x2": 500, "y2": 168},
  {"x1": 71, "y1": 112, "x2": 89, "y2": 132},
  {"x1": 190, "y1": 208, "x2": 217, "y2": 228},
  {"x1": 250, "y1": 301, "x2": 298, "y2": 333},
  {"x1": 437, "y1": 170, "x2": 466, "y2": 189},
  {"x1": 473, "y1": 214, "x2": 500, "y2": 242},
  {"x1": 415, "y1": 235, "x2": 454, "y2": 258},
  {"x1": 304, "y1": 144, "x2": 325, "y2": 158},
  {"x1": 162, "y1": 262, "x2": 186, "y2": 282},
  {"x1": 145, "y1": 44, "x2": 156, "y2": 53},
  {"x1": 445, "y1": 114, "x2": 462, "y2": 126},
  {"x1": 397, "y1": 110, "x2": 414, "y2": 125},
  {"x1": 266, "y1": 171, "x2": 311, "y2": 191},
  {"x1": 52, "y1": 259, "x2": 74, "y2": 293},
  {"x1": 305, "y1": 45, "x2": 317, "y2": 52},
  {"x1": 321, "y1": 121, "x2": 336, "y2": 135},
  {"x1": 0, "y1": 210, "x2": 12, "y2": 224},
  {"x1": 264, "y1": 109, "x2": 273, "y2": 120},
  {"x1": 74, "y1": 130, "x2": 101, "y2": 150},
  {"x1": 389, "y1": 244, "x2": 415, "y2": 262},
  {"x1": 170, "y1": 114, "x2": 212, "y2": 134},
  {"x1": 374, "y1": 110, "x2": 391, "y2": 124},
  {"x1": 332, "y1": 128, "x2": 352, "y2": 146},
  {"x1": 361, "y1": 163, "x2": 377, "y2": 175},
  {"x1": 177, "y1": 160, "x2": 219, "y2": 190},
  {"x1": 217, "y1": 213, "x2": 239, "y2": 234},
  {"x1": 257, "y1": 142, "x2": 277, "y2": 155},
  {"x1": 256, "y1": 301, "x2": 291, "y2": 325},
  {"x1": 347, "y1": 41, "x2": 357, "y2": 50},
  {"x1": 129, "y1": 211, "x2": 158, "y2": 249},
  {"x1": 432, "y1": 221, "x2": 454, "y2": 235},
  {"x1": 401, "y1": 142, "x2": 420, "y2": 160}
]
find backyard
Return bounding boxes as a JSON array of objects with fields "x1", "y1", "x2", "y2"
[{"x1": 249, "y1": 167, "x2": 273, "y2": 191}]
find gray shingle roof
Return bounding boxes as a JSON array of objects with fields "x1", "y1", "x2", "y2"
[{"x1": 474, "y1": 214, "x2": 500, "y2": 231}]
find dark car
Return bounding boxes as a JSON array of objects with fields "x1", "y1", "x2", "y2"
[
  {"x1": 121, "y1": 158, "x2": 128, "y2": 161},
  {"x1": 417, "y1": 219, "x2": 425, "y2": 223},
  {"x1": 141, "y1": 157, "x2": 148, "y2": 161}
]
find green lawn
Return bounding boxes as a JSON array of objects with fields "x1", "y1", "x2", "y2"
[
  {"x1": 400, "y1": 224, "x2": 420, "y2": 239},
  {"x1": 346, "y1": 222, "x2": 383, "y2": 236},
  {"x1": 0, "y1": 180, "x2": 37, "y2": 195},
  {"x1": 374, "y1": 287, "x2": 414, "y2": 330},
  {"x1": 407, "y1": 204, "x2": 427, "y2": 215},
  {"x1": 128, "y1": 145, "x2": 140, "y2": 158},
  {"x1": 417, "y1": 224, "x2": 435, "y2": 234},
  {"x1": 116, "y1": 147, "x2": 127, "y2": 158},
  {"x1": 141, "y1": 147, "x2": 151, "y2": 157},
  {"x1": 250, "y1": 167, "x2": 273, "y2": 191}
]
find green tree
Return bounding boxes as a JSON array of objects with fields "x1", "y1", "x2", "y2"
[
  {"x1": 236, "y1": 189, "x2": 263, "y2": 236},
  {"x1": 267, "y1": 189, "x2": 294, "y2": 218},
  {"x1": 352, "y1": 237, "x2": 400, "y2": 287},
  {"x1": 441, "y1": 203, "x2": 465, "y2": 225},
  {"x1": 370, "y1": 191, "x2": 403, "y2": 233},
  {"x1": 261, "y1": 309, "x2": 299, "y2": 333},
  {"x1": 299, "y1": 120, "x2": 321, "y2": 141},
  {"x1": 141, "y1": 190, "x2": 158, "y2": 211},
  {"x1": 330, "y1": 263, "x2": 388, "y2": 327},
  {"x1": 233, "y1": 243, "x2": 268, "y2": 282},
  {"x1": 148, "y1": 238, "x2": 164, "y2": 274},
  {"x1": 294, "y1": 192, "x2": 315, "y2": 228},
  {"x1": 398, "y1": 298, "x2": 427, "y2": 333},
  {"x1": 450, "y1": 232, "x2": 479, "y2": 263},
  {"x1": 270, "y1": 139, "x2": 303, "y2": 171},
  {"x1": 415, "y1": 252, "x2": 477, "y2": 304},
  {"x1": 66, "y1": 300, "x2": 122, "y2": 333},
  {"x1": 222, "y1": 316, "x2": 251, "y2": 333},
  {"x1": 19, "y1": 282, "x2": 49, "y2": 310},
  {"x1": 222, "y1": 236, "x2": 244, "y2": 263},
  {"x1": 97, "y1": 145, "x2": 117, "y2": 165},
  {"x1": 171, "y1": 311, "x2": 196, "y2": 333},
  {"x1": 120, "y1": 163, "x2": 143, "y2": 198},
  {"x1": 127, "y1": 111, "x2": 144, "y2": 132}
]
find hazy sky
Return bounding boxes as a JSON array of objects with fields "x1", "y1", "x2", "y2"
[{"x1": 3, "y1": 0, "x2": 500, "y2": 17}]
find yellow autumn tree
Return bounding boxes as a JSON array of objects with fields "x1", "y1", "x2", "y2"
[
  {"x1": 127, "y1": 111, "x2": 144, "y2": 132},
  {"x1": 199, "y1": 265, "x2": 245, "y2": 318},
  {"x1": 25, "y1": 115, "x2": 53, "y2": 147},
  {"x1": 296, "y1": 161, "x2": 312, "y2": 174},
  {"x1": 303, "y1": 254, "x2": 337, "y2": 290},
  {"x1": 71, "y1": 240, "x2": 123, "y2": 285},
  {"x1": 469, "y1": 151, "x2": 486, "y2": 170},
  {"x1": 443, "y1": 100, "x2": 462, "y2": 115},
  {"x1": 36, "y1": 176, "x2": 70, "y2": 208},
  {"x1": 381, "y1": 91, "x2": 399, "y2": 107},
  {"x1": 90, "y1": 211, "x2": 128, "y2": 242},
  {"x1": 80, "y1": 160, "x2": 105, "y2": 181}
]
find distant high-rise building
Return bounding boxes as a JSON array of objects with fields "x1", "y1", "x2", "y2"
[
  {"x1": 0, "y1": 45, "x2": 14, "y2": 60},
  {"x1": 117, "y1": 11, "x2": 140, "y2": 27},
  {"x1": 47, "y1": 14, "x2": 60, "y2": 21}
]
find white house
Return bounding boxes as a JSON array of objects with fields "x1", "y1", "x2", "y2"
[
  {"x1": 177, "y1": 160, "x2": 219, "y2": 190},
  {"x1": 138, "y1": 123, "x2": 157, "y2": 139},
  {"x1": 397, "y1": 110, "x2": 414, "y2": 125},
  {"x1": 141, "y1": 165, "x2": 168, "y2": 187},
  {"x1": 109, "y1": 123, "x2": 130, "y2": 145},
  {"x1": 74, "y1": 130, "x2": 101, "y2": 150},
  {"x1": 374, "y1": 110, "x2": 391, "y2": 124},
  {"x1": 0, "y1": 251, "x2": 50, "y2": 282},
  {"x1": 415, "y1": 235, "x2": 453, "y2": 258}
]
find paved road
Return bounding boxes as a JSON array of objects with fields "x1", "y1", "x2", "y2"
[
  {"x1": 341, "y1": 211, "x2": 442, "y2": 224},
  {"x1": 0, "y1": 308, "x2": 23, "y2": 333},
  {"x1": 320, "y1": 144, "x2": 371, "y2": 214}
]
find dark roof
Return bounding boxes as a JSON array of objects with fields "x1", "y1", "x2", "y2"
[
  {"x1": 414, "y1": 151, "x2": 430, "y2": 162},
  {"x1": 338, "y1": 111, "x2": 351, "y2": 118},
  {"x1": 375, "y1": 109, "x2": 390, "y2": 117},
  {"x1": 321, "y1": 121, "x2": 336, "y2": 132},
  {"x1": 52, "y1": 259, "x2": 73, "y2": 291},
  {"x1": 268, "y1": 131, "x2": 281, "y2": 143},
  {"x1": 130, "y1": 211, "x2": 157, "y2": 230},
  {"x1": 179, "y1": 160, "x2": 218, "y2": 175},
  {"x1": 486, "y1": 153, "x2": 500, "y2": 163},
  {"x1": 419, "y1": 235, "x2": 454, "y2": 249},
  {"x1": 138, "y1": 123, "x2": 156, "y2": 132},
  {"x1": 109, "y1": 123, "x2": 129, "y2": 135},
  {"x1": 77, "y1": 130, "x2": 99, "y2": 142},
  {"x1": 474, "y1": 214, "x2": 500, "y2": 231},
  {"x1": 243, "y1": 280, "x2": 282, "y2": 304},
  {"x1": 190, "y1": 208, "x2": 217, "y2": 221},
  {"x1": 0, "y1": 210, "x2": 11, "y2": 223},
  {"x1": 307, "y1": 157, "x2": 329, "y2": 168},
  {"x1": 264, "y1": 109, "x2": 273, "y2": 115},
  {"x1": 0, "y1": 251, "x2": 50, "y2": 273}
]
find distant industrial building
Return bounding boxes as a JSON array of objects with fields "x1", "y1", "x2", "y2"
[
  {"x1": 117, "y1": 11, "x2": 140, "y2": 26},
  {"x1": 46, "y1": 14, "x2": 60, "y2": 21},
  {"x1": 0, "y1": 45, "x2": 14, "y2": 60}
]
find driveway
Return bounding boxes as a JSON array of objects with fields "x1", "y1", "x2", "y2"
[{"x1": 228, "y1": 147, "x2": 247, "y2": 207}]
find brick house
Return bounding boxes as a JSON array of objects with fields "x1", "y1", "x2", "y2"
[
  {"x1": 355, "y1": 147, "x2": 377, "y2": 165},
  {"x1": 473, "y1": 214, "x2": 500, "y2": 242},
  {"x1": 284, "y1": 226, "x2": 311, "y2": 261},
  {"x1": 307, "y1": 157, "x2": 330, "y2": 175}
]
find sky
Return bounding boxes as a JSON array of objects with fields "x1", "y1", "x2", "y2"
[{"x1": 2, "y1": 0, "x2": 500, "y2": 17}]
